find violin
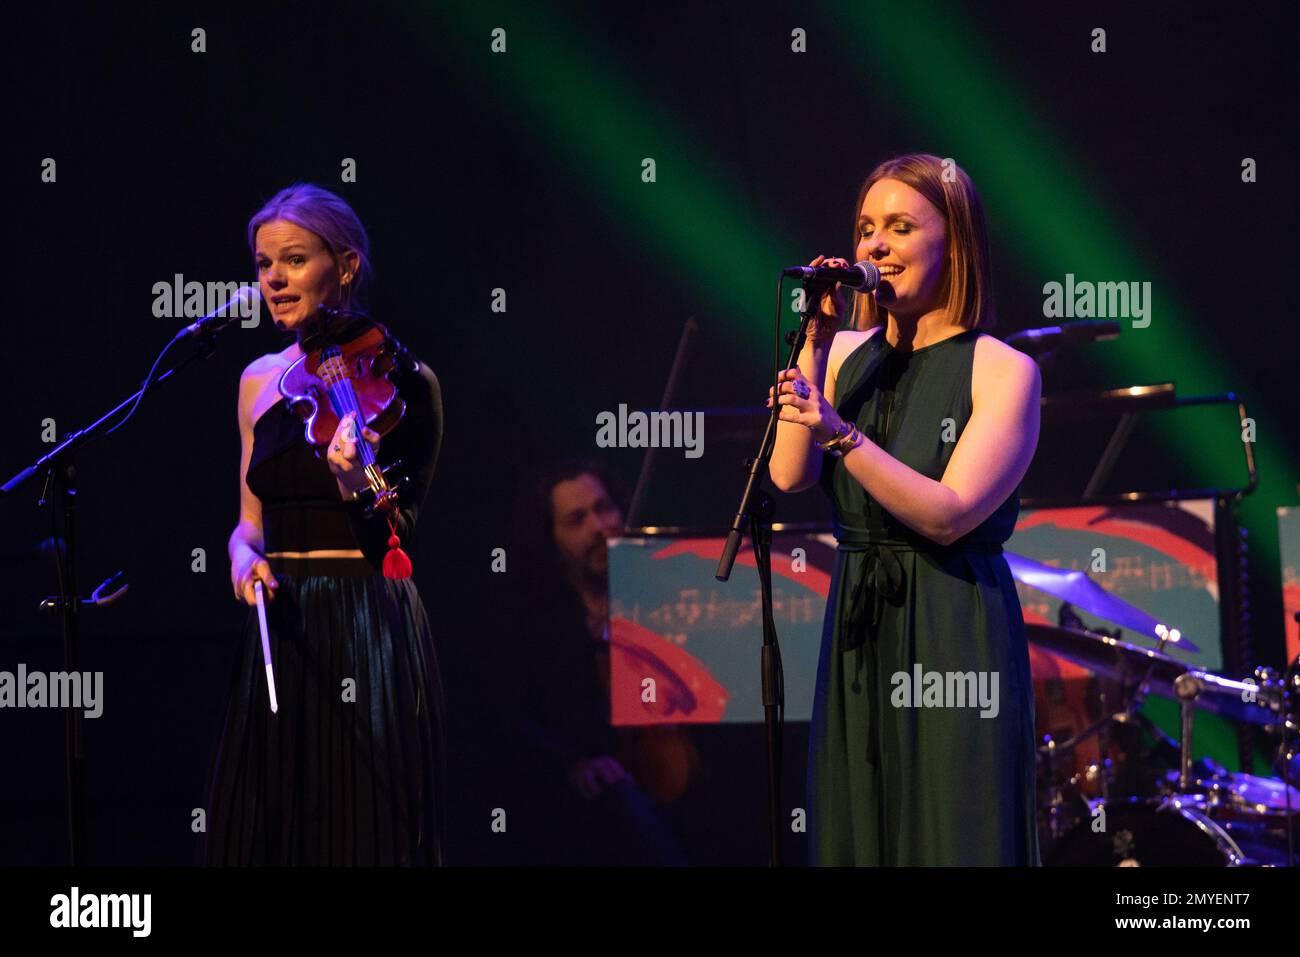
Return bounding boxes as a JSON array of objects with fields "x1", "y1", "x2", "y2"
[{"x1": 277, "y1": 306, "x2": 418, "y2": 577}]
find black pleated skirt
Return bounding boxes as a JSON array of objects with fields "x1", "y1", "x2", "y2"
[{"x1": 200, "y1": 556, "x2": 445, "y2": 866}]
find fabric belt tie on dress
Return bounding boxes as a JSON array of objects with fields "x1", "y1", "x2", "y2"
[{"x1": 835, "y1": 529, "x2": 1004, "y2": 654}]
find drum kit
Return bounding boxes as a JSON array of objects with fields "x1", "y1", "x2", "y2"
[
  {"x1": 1008, "y1": 552, "x2": 1300, "y2": 867},
  {"x1": 996, "y1": 324, "x2": 1293, "y2": 864}
]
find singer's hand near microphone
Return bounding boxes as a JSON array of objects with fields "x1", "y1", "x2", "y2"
[{"x1": 804, "y1": 254, "x2": 849, "y2": 341}]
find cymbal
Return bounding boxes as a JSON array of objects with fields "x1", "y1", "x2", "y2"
[
  {"x1": 1026, "y1": 622, "x2": 1183, "y2": 685},
  {"x1": 1024, "y1": 623, "x2": 1274, "y2": 725},
  {"x1": 1006, "y1": 551, "x2": 1200, "y2": 653}
]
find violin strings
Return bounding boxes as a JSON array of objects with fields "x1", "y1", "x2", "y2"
[{"x1": 323, "y1": 360, "x2": 375, "y2": 469}]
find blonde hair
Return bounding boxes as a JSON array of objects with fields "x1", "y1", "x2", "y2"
[
  {"x1": 247, "y1": 183, "x2": 372, "y2": 308},
  {"x1": 847, "y1": 153, "x2": 996, "y2": 332}
]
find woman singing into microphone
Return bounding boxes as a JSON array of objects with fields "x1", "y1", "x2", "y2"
[
  {"x1": 200, "y1": 183, "x2": 446, "y2": 865},
  {"x1": 768, "y1": 154, "x2": 1040, "y2": 865}
]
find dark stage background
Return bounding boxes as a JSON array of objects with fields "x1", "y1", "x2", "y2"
[{"x1": 2, "y1": 0, "x2": 1297, "y2": 865}]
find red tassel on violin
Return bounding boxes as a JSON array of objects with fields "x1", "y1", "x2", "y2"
[{"x1": 383, "y1": 518, "x2": 413, "y2": 580}]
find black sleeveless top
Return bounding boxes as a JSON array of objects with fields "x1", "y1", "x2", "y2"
[{"x1": 246, "y1": 356, "x2": 443, "y2": 569}]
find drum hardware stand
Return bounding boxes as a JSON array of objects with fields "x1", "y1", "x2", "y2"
[
  {"x1": 1170, "y1": 670, "x2": 1280, "y2": 778},
  {"x1": 1171, "y1": 668, "x2": 1295, "y2": 863},
  {"x1": 1276, "y1": 645, "x2": 1299, "y2": 865},
  {"x1": 1174, "y1": 674, "x2": 1201, "y2": 793},
  {"x1": 1275, "y1": 716, "x2": 1296, "y2": 867}
]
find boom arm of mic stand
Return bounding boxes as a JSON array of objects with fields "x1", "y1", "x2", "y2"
[{"x1": 2, "y1": 332, "x2": 219, "y2": 497}]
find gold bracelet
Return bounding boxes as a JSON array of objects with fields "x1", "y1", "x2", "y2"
[{"x1": 817, "y1": 421, "x2": 861, "y2": 457}]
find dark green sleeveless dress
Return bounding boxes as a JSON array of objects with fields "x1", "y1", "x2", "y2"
[{"x1": 808, "y1": 328, "x2": 1039, "y2": 866}]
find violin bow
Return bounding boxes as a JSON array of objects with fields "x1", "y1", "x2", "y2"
[{"x1": 254, "y1": 581, "x2": 279, "y2": 714}]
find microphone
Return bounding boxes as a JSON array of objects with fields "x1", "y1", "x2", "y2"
[
  {"x1": 178, "y1": 284, "x2": 261, "y2": 339},
  {"x1": 783, "y1": 260, "x2": 881, "y2": 291},
  {"x1": 1006, "y1": 320, "x2": 1120, "y2": 355}
]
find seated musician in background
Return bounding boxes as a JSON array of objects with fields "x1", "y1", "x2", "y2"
[{"x1": 505, "y1": 458, "x2": 697, "y2": 865}]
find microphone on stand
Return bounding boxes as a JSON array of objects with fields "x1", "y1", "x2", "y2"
[
  {"x1": 782, "y1": 260, "x2": 881, "y2": 291},
  {"x1": 178, "y1": 284, "x2": 262, "y2": 339}
]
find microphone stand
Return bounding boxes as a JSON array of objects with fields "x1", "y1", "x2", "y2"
[
  {"x1": 716, "y1": 285, "x2": 820, "y2": 867},
  {"x1": 1, "y1": 326, "x2": 228, "y2": 865}
]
